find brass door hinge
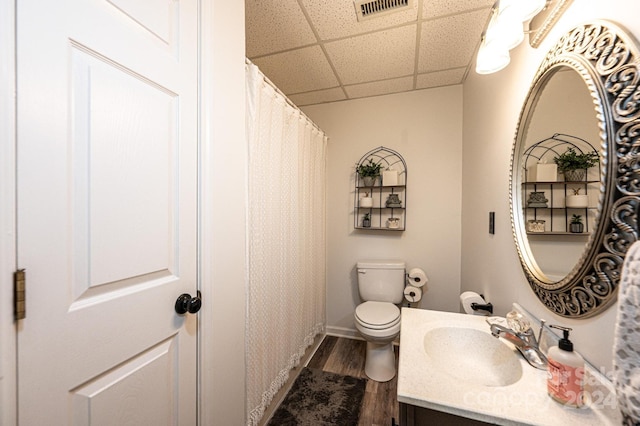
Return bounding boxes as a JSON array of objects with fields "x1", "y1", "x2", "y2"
[{"x1": 14, "y1": 269, "x2": 25, "y2": 320}]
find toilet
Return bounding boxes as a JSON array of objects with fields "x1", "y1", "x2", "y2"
[{"x1": 354, "y1": 259, "x2": 405, "y2": 382}]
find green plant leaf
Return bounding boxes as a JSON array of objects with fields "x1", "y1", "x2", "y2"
[
  {"x1": 553, "y1": 148, "x2": 599, "y2": 172},
  {"x1": 356, "y1": 158, "x2": 383, "y2": 177}
]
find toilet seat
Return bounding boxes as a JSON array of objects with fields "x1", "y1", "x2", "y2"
[
  {"x1": 354, "y1": 300, "x2": 401, "y2": 382},
  {"x1": 355, "y1": 301, "x2": 400, "y2": 330}
]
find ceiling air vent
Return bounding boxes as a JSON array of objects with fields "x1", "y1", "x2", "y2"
[{"x1": 354, "y1": 0, "x2": 412, "y2": 22}]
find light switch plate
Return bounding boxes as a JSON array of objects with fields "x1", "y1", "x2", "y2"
[{"x1": 489, "y1": 211, "x2": 495, "y2": 234}]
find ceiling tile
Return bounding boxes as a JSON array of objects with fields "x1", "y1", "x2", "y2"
[
  {"x1": 252, "y1": 46, "x2": 339, "y2": 94},
  {"x1": 245, "y1": 0, "x2": 317, "y2": 57},
  {"x1": 423, "y1": 0, "x2": 495, "y2": 19},
  {"x1": 245, "y1": 0, "x2": 494, "y2": 106},
  {"x1": 345, "y1": 76, "x2": 414, "y2": 99},
  {"x1": 416, "y1": 68, "x2": 466, "y2": 89},
  {"x1": 301, "y1": 0, "x2": 419, "y2": 40},
  {"x1": 418, "y1": 9, "x2": 488, "y2": 73},
  {"x1": 289, "y1": 88, "x2": 347, "y2": 107},
  {"x1": 325, "y1": 25, "x2": 416, "y2": 85}
]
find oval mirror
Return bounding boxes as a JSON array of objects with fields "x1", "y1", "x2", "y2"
[
  {"x1": 520, "y1": 68, "x2": 602, "y2": 281},
  {"x1": 510, "y1": 21, "x2": 640, "y2": 318}
]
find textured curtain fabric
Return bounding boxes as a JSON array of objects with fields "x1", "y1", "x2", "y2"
[
  {"x1": 614, "y1": 241, "x2": 640, "y2": 426},
  {"x1": 245, "y1": 62, "x2": 327, "y2": 426}
]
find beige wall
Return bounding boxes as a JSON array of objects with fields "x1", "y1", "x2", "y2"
[
  {"x1": 462, "y1": 0, "x2": 640, "y2": 373},
  {"x1": 304, "y1": 86, "x2": 463, "y2": 335}
]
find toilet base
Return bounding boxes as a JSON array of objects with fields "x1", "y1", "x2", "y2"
[{"x1": 364, "y1": 341, "x2": 396, "y2": 382}]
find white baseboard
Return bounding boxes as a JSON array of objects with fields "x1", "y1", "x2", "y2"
[
  {"x1": 325, "y1": 326, "x2": 363, "y2": 340},
  {"x1": 325, "y1": 325, "x2": 400, "y2": 346}
]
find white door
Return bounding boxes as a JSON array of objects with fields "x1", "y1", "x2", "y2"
[{"x1": 16, "y1": 0, "x2": 199, "y2": 424}]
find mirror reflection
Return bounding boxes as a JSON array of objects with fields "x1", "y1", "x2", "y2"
[{"x1": 520, "y1": 67, "x2": 602, "y2": 281}]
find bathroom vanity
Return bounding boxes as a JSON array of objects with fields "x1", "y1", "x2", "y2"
[
  {"x1": 399, "y1": 404, "x2": 492, "y2": 426},
  {"x1": 397, "y1": 308, "x2": 621, "y2": 426}
]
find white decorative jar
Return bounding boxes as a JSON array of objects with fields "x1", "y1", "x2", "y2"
[
  {"x1": 382, "y1": 169, "x2": 398, "y2": 186},
  {"x1": 526, "y1": 220, "x2": 546, "y2": 233},
  {"x1": 527, "y1": 162, "x2": 557, "y2": 182},
  {"x1": 566, "y1": 194, "x2": 588, "y2": 208},
  {"x1": 360, "y1": 196, "x2": 373, "y2": 208}
]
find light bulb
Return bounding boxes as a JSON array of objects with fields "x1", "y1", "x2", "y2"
[
  {"x1": 483, "y1": 3, "x2": 525, "y2": 51},
  {"x1": 500, "y1": 0, "x2": 546, "y2": 22},
  {"x1": 475, "y1": 37, "x2": 510, "y2": 74},
  {"x1": 489, "y1": 9, "x2": 524, "y2": 50}
]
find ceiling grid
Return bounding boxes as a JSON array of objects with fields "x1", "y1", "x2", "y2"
[{"x1": 246, "y1": 0, "x2": 495, "y2": 106}]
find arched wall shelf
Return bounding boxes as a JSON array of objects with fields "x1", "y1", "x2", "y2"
[
  {"x1": 521, "y1": 133, "x2": 600, "y2": 235},
  {"x1": 354, "y1": 146, "x2": 407, "y2": 231}
]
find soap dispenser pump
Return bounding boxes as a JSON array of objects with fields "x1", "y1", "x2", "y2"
[{"x1": 547, "y1": 325, "x2": 585, "y2": 407}]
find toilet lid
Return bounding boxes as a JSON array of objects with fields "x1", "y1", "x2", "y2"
[{"x1": 355, "y1": 301, "x2": 400, "y2": 329}]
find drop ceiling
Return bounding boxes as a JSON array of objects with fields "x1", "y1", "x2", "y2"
[{"x1": 245, "y1": 0, "x2": 495, "y2": 106}]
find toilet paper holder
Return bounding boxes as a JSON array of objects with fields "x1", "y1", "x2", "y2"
[{"x1": 471, "y1": 295, "x2": 493, "y2": 314}]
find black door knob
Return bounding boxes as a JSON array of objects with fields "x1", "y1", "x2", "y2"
[{"x1": 175, "y1": 291, "x2": 202, "y2": 314}]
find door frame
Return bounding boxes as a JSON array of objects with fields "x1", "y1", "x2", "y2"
[
  {"x1": 197, "y1": 0, "x2": 247, "y2": 424},
  {"x1": 0, "y1": 0, "x2": 17, "y2": 424}
]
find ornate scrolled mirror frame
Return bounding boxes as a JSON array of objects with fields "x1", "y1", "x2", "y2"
[{"x1": 510, "y1": 21, "x2": 640, "y2": 318}]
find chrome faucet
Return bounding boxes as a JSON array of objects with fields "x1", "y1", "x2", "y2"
[{"x1": 488, "y1": 321, "x2": 548, "y2": 370}]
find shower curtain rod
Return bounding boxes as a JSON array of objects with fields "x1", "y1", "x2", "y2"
[{"x1": 245, "y1": 58, "x2": 326, "y2": 136}]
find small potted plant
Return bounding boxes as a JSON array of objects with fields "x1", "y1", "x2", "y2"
[
  {"x1": 356, "y1": 158, "x2": 383, "y2": 187},
  {"x1": 570, "y1": 214, "x2": 584, "y2": 233},
  {"x1": 553, "y1": 148, "x2": 599, "y2": 181},
  {"x1": 566, "y1": 187, "x2": 588, "y2": 208},
  {"x1": 362, "y1": 213, "x2": 371, "y2": 228}
]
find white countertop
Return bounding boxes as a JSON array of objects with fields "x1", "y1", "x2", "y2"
[{"x1": 397, "y1": 308, "x2": 622, "y2": 426}]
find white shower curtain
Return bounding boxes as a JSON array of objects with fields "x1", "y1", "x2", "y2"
[{"x1": 245, "y1": 61, "x2": 327, "y2": 426}]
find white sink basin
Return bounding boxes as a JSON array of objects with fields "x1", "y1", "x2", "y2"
[
  {"x1": 398, "y1": 307, "x2": 622, "y2": 425},
  {"x1": 423, "y1": 327, "x2": 523, "y2": 387}
]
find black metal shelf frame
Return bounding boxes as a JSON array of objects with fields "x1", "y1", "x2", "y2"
[
  {"x1": 354, "y1": 147, "x2": 407, "y2": 231},
  {"x1": 521, "y1": 134, "x2": 600, "y2": 234}
]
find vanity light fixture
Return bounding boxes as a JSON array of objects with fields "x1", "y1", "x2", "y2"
[
  {"x1": 502, "y1": 0, "x2": 546, "y2": 22},
  {"x1": 476, "y1": 32, "x2": 510, "y2": 75},
  {"x1": 475, "y1": 0, "x2": 547, "y2": 75}
]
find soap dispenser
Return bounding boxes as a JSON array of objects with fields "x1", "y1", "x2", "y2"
[{"x1": 547, "y1": 325, "x2": 585, "y2": 407}]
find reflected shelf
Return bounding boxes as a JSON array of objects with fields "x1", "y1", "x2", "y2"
[
  {"x1": 357, "y1": 184, "x2": 406, "y2": 189},
  {"x1": 526, "y1": 232, "x2": 591, "y2": 236},
  {"x1": 525, "y1": 206, "x2": 597, "y2": 209},
  {"x1": 357, "y1": 207, "x2": 406, "y2": 210},
  {"x1": 355, "y1": 226, "x2": 405, "y2": 231},
  {"x1": 522, "y1": 180, "x2": 599, "y2": 185}
]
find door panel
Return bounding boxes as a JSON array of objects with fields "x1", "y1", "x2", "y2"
[
  {"x1": 71, "y1": 45, "x2": 177, "y2": 294},
  {"x1": 107, "y1": 0, "x2": 176, "y2": 47},
  {"x1": 71, "y1": 336, "x2": 178, "y2": 425},
  {"x1": 17, "y1": 0, "x2": 198, "y2": 424}
]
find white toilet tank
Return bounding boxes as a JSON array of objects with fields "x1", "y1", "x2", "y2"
[{"x1": 357, "y1": 260, "x2": 406, "y2": 304}]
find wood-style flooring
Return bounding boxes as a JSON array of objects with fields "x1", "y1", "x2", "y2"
[{"x1": 307, "y1": 335, "x2": 399, "y2": 426}]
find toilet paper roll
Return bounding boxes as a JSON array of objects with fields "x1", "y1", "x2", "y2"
[
  {"x1": 460, "y1": 291, "x2": 486, "y2": 315},
  {"x1": 407, "y1": 268, "x2": 428, "y2": 288},
  {"x1": 404, "y1": 285, "x2": 422, "y2": 303}
]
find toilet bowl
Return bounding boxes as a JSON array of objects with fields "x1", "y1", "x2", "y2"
[
  {"x1": 355, "y1": 301, "x2": 401, "y2": 382},
  {"x1": 355, "y1": 259, "x2": 405, "y2": 381}
]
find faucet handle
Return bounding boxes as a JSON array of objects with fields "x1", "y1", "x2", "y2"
[
  {"x1": 536, "y1": 319, "x2": 546, "y2": 347},
  {"x1": 485, "y1": 316, "x2": 508, "y2": 327},
  {"x1": 506, "y1": 310, "x2": 531, "y2": 333}
]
